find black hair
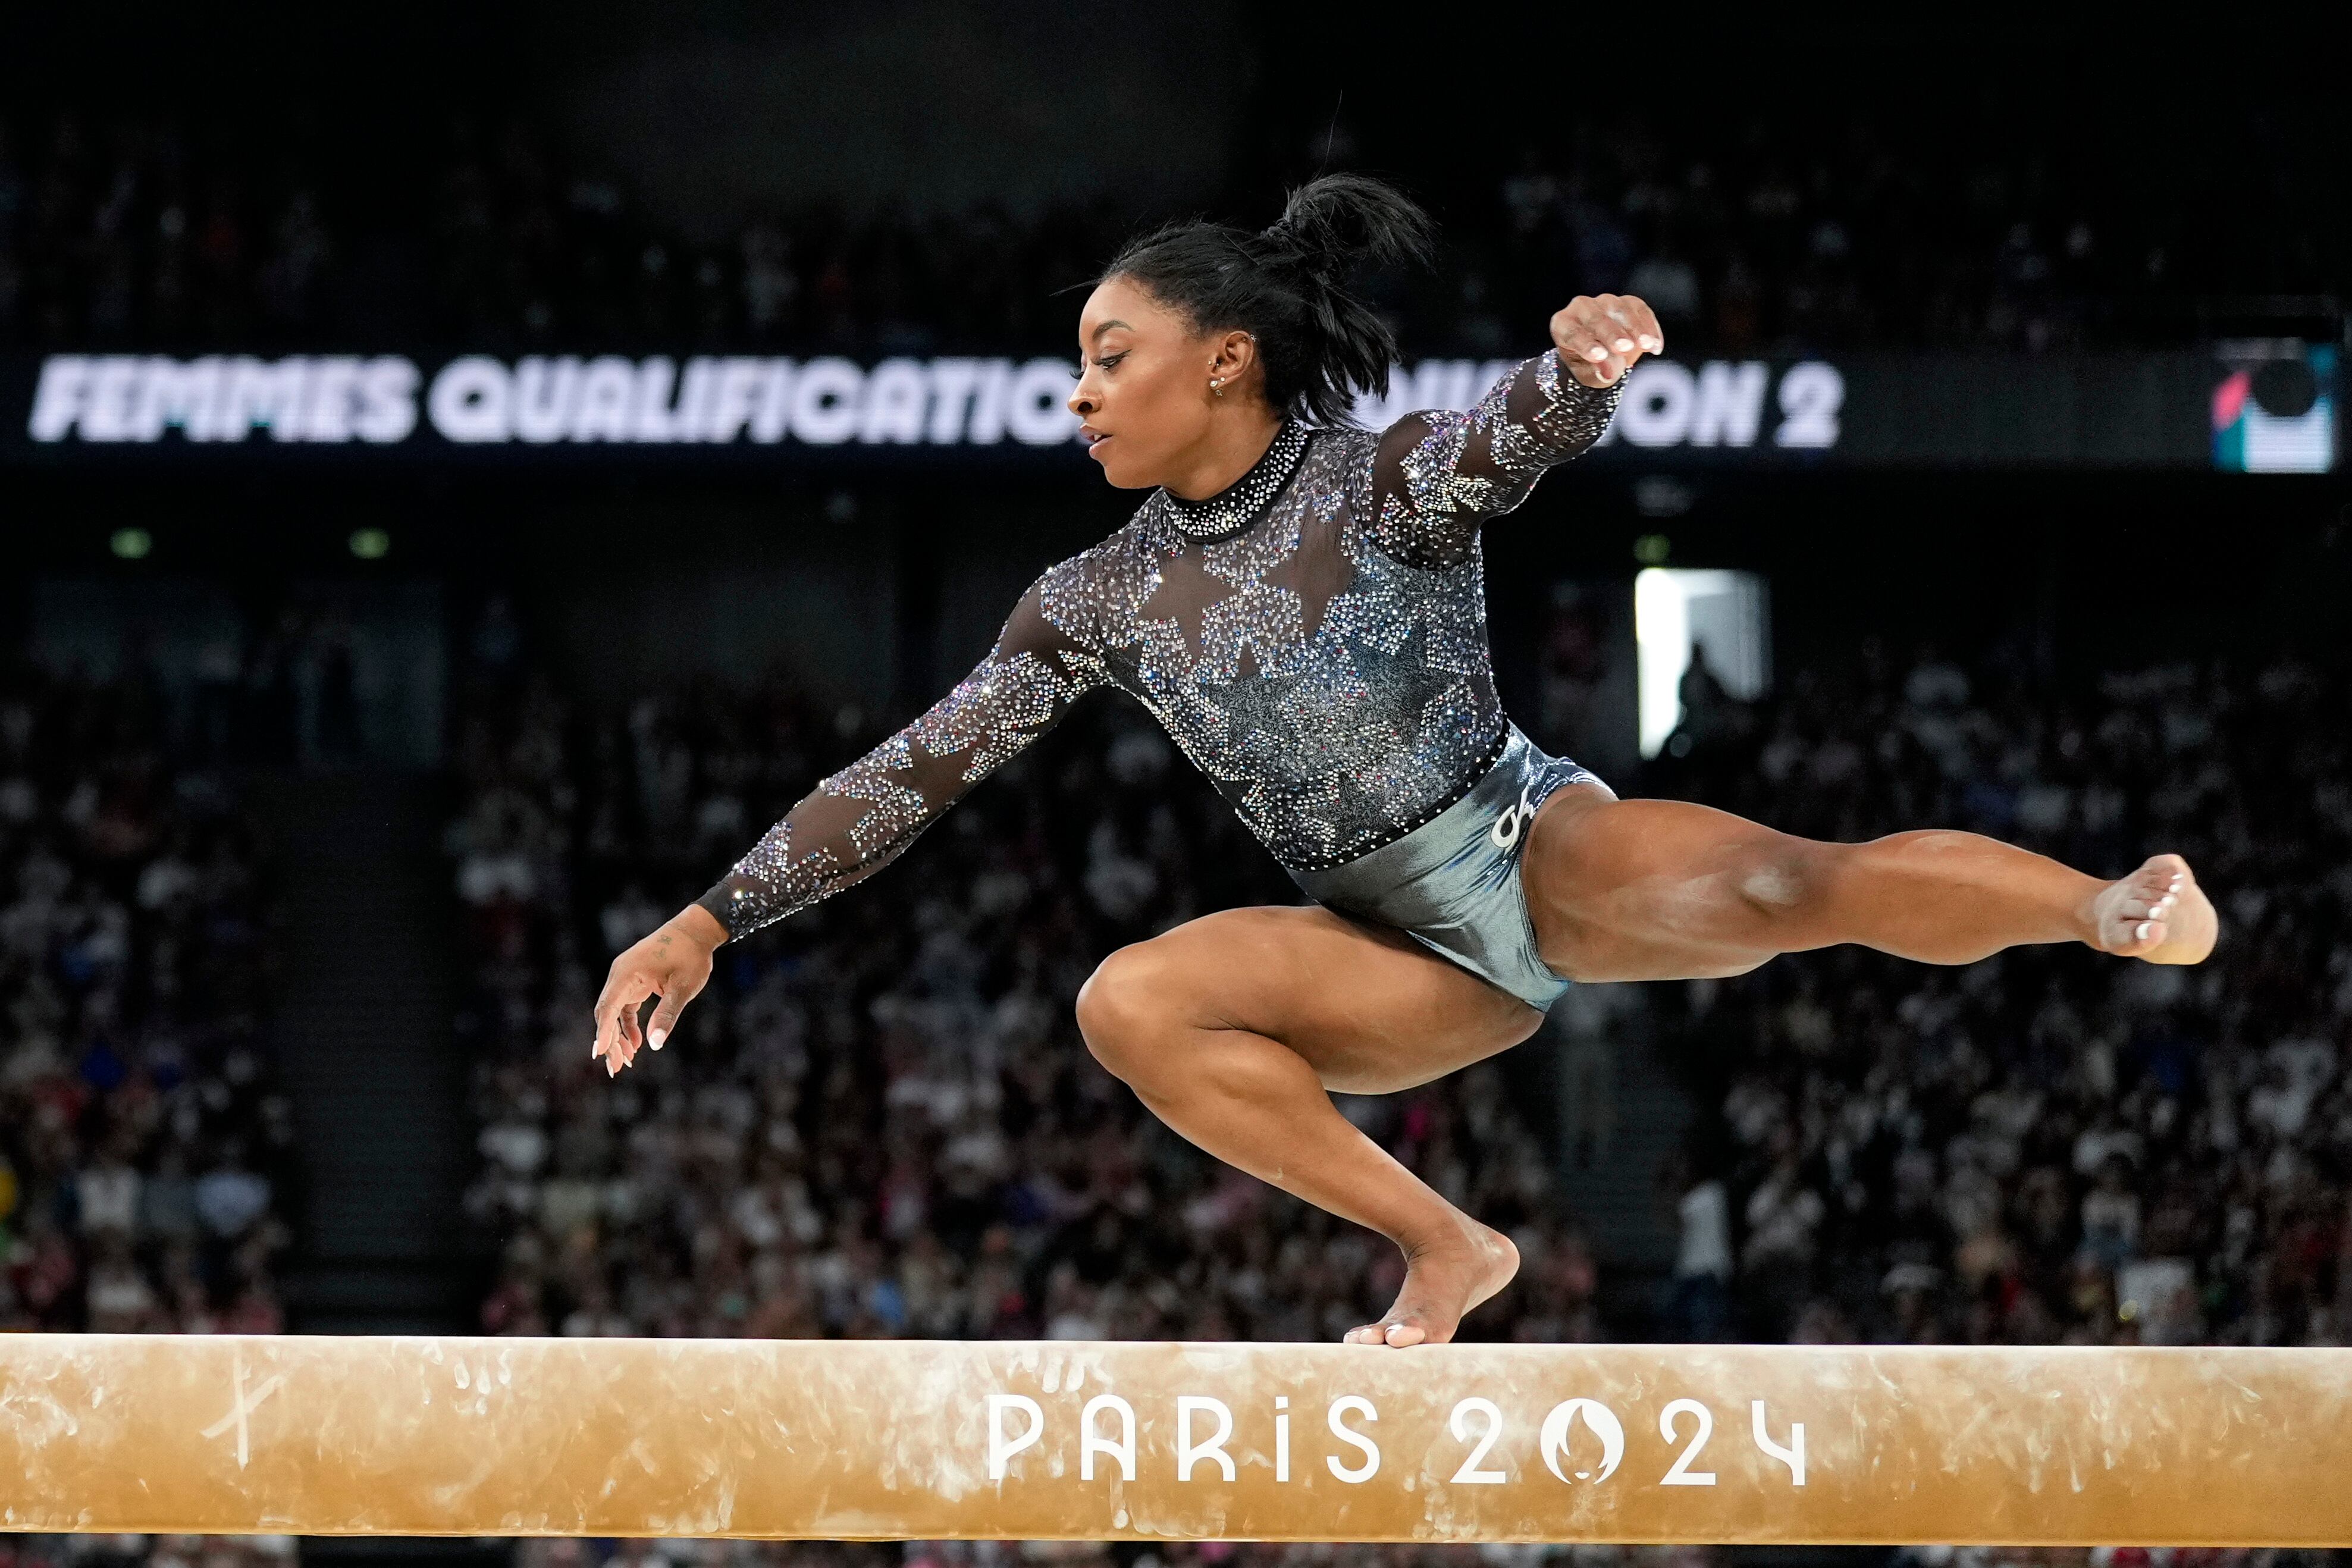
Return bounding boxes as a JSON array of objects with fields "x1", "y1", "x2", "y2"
[{"x1": 1102, "y1": 173, "x2": 1437, "y2": 425}]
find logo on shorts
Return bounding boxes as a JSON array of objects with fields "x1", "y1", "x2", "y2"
[{"x1": 1490, "y1": 783, "x2": 1539, "y2": 851}]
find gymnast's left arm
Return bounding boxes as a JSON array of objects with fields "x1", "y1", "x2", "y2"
[
  {"x1": 590, "y1": 576, "x2": 1103, "y2": 1075},
  {"x1": 1366, "y1": 293, "x2": 1661, "y2": 567}
]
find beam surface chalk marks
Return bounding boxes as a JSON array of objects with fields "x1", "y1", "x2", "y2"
[{"x1": 6, "y1": 1336, "x2": 2352, "y2": 1544}]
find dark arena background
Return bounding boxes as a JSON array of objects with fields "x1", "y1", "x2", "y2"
[{"x1": 3, "y1": 7, "x2": 2351, "y2": 1568}]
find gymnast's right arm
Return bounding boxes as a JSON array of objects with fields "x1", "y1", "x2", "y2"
[{"x1": 591, "y1": 578, "x2": 1103, "y2": 1074}]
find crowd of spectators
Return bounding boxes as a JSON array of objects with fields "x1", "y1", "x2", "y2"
[
  {"x1": 0, "y1": 661, "x2": 294, "y2": 1337},
  {"x1": 1654, "y1": 648, "x2": 2352, "y2": 1350},
  {"x1": 5, "y1": 101, "x2": 2340, "y2": 356}
]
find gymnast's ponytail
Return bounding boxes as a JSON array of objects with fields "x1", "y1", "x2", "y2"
[{"x1": 1102, "y1": 173, "x2": 1437, "y2": 425}]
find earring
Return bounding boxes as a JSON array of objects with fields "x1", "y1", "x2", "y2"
[{"x1": 1211, "y1": 378, "x2": 1225, "y2": 397}]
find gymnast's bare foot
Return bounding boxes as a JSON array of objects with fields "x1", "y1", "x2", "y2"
[
  {"x1": 2089, "y1": 854, "x2": 2218, "y2": 964},
  {"x1": 1344, "y1": 1219, "x2": 1519, "y2": 1347}
]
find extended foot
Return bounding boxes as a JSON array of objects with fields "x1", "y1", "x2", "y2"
[
  {"x1": 1343, "y1": 1221, "x2": 1520, "y2": 1348},
  {"x1": 2089, "y1": 853, "x2": 2218, "y2": 964}
]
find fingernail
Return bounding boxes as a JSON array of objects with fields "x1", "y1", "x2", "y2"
[
  {"x1": 2135, "y1": 921, "x2": 2153, "y2": 940},
  {"x1": 648, "y1": 1028, "x2": 667, "y2": 1051},
  {"x1": 1613, "y1": 337, "x2": 1635, "y2": 352},
  {"x1": 1641, "y1": 335, "x2": 1661, "y2": 351}
]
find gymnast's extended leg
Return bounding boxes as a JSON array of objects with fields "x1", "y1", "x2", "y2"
[{"x1": 1520, "y1": 782, "x2": 2219, "y2": 984}]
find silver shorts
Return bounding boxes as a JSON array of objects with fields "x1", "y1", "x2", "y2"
[{"x1": 1288, "y1": 727, "x2": 1596, "y2": 1012}]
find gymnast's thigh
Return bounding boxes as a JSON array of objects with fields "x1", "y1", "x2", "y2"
[
  {"x1": 1080, "y1": 902, "x2": 1544, "y2": 1096},
  {"x1": 1520, "y1": 785, "x2": 1798, "y2": 983}
]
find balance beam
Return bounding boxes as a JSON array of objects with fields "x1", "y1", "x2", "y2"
[{"x1": 4, "y1": 1335, "x2": 2351, "y2": 1544}]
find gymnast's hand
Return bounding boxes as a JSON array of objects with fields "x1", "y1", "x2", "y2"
[
  {"x1": 1551, "y1": 293, "x2": 1663, "y2": 387},
  {"x1": 592, "y1": 904, "x2": 726, "y2": 1077}
]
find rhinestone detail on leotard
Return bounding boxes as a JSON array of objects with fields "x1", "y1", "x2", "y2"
[
  {"x1": 700, "y1": 352, "x2": 1622, "y2": 938},
  {"x1": 1161, "y1": 419, "x2": 1313, "y2": 543}
]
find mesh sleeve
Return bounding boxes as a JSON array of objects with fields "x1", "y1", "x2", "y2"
[
  {"x1": 695, "y1": 581, "x2": 1102, "y2": 939},
  {"x1": 1367, "y1": 351, "x2": 1623, "y2": 568}
]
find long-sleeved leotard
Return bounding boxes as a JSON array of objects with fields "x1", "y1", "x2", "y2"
[{"x1": 697, "y1": 351, "x2": 1622, "y2": 939}]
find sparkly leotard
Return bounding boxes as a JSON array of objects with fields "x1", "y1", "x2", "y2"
[{"x1": 698, "y1": 352, "x2": 1622, "y2": 940}]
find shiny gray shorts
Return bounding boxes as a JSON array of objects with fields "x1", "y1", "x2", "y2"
[{"x1": 1288, "y1": 727, "x2": 1597, "y2": 1012}]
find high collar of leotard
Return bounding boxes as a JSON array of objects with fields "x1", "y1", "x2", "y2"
[{"x1": 1160, "y1": 421, "x2": 1311, "y2": 544}]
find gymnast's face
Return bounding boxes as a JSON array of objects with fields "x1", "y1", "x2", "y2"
[{"x1": 1068, "y1": 275, "x2": 1263, "y2": 491}]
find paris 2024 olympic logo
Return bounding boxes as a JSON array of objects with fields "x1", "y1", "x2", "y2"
[{"x1": 984, "y1": 1390, "x2": 1805, "y2": 1490}]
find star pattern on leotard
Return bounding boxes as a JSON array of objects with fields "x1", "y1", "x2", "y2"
[{"x1": 701, "y1": 355, "x2": 1623, "y2": 936}]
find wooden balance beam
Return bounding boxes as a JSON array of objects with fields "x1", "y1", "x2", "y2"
[{"x1": 3, "y1": 1335, "x2": 2348, "y2": 1544}]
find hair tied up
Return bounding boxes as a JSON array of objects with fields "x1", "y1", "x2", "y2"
[
  {"x1": 1103, "y1": 173, "x2": 1437, "y2": 426},
  {"x1": 1256, "y1": 172, "x2": 1437, "y2": 287}
]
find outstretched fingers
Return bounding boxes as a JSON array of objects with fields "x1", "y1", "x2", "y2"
[{"x1": 592, "y1": 964, "x2": 654, "y2": 1077}]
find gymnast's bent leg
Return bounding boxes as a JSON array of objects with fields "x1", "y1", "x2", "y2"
[{"x1": 1075, "y1": 903, "x2": 1545, "y2": 1348}]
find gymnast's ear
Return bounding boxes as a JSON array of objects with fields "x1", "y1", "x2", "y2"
[{"x1": 1208, "y1": 330, "x2": 1260, "y2": 394}]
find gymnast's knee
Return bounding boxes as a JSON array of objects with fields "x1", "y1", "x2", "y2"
[
  {"x1": 1075, "y1": 941, "x2": 1183, "y2": 1083},
  {"x1": 1732, "y1": 836, "x2": 1841, "y2": 926}
]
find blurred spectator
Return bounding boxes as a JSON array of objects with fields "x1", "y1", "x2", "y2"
[{"x1": 1664, "y1": 1150, "x2": 1733, "y2": 1343}]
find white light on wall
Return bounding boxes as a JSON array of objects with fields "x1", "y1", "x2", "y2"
[{"x1": 1634, "y1": 568, "x2": 1771, "y2": 758}]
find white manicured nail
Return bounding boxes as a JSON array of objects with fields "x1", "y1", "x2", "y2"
[
  {"x1": 648, "y1": 1028, "x2": 667, "y2": 1051},
  {"x1": 2135, "y1": 921, "x2": 2153, "y2": 940}
]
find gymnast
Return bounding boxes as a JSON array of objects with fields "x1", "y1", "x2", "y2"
[{"x1": 593, "y1": 174, "x2": 2217, "y2": 1349}]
